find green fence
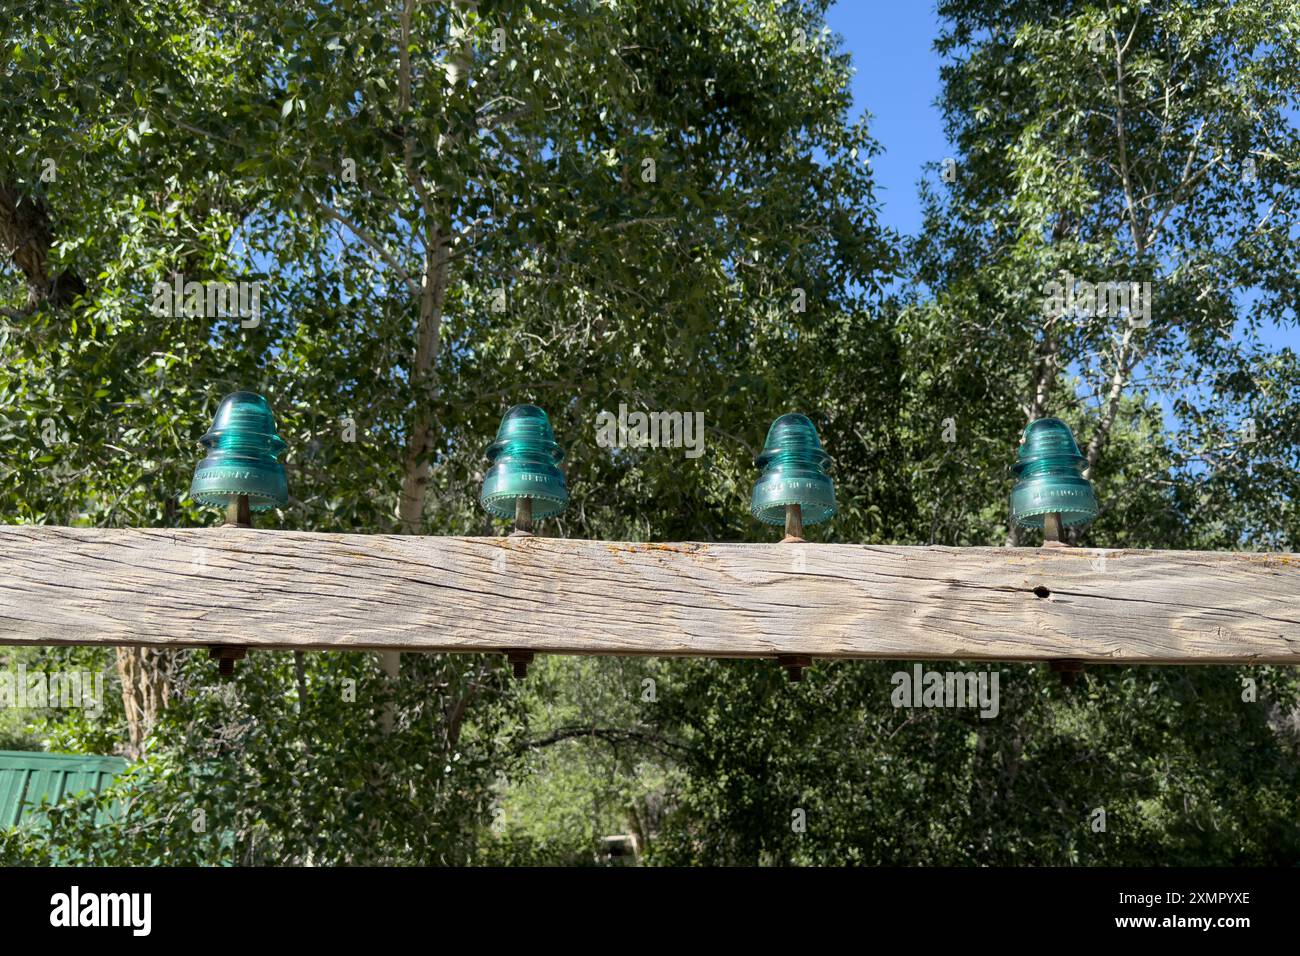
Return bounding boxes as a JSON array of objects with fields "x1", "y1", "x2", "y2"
[{"x1": 0, "y1": 750, "x2": 126, "y2": 827}]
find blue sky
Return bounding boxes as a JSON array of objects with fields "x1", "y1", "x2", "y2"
[
  {"x1": 824, "y1": 3, "x2": 947, "y2": 237},
  {"x1": 824, "y1": 1, "x2": 1297, "y2": 360}
]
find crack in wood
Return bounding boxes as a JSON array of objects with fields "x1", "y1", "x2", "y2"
[{"x1": 0, "y1": 528, "x2": 1296, "y2": 662}]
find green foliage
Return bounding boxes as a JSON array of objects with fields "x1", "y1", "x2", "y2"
[
  {"x1": 4, "y1": 650, "x2": 524, "y2": 865},
  {"x1": 0, "y1": 647, "x2": 43, "y2": 751},
  {"x1": 1, "y1": 0, "x2": 1297, "y2": 866},
  {"x1": 480, "y1": 656, "x2": 676, "y2": 866},
  {"x1": 912, "y1": 0, "x2": 1300, "y2": 547},
  {"x1": 650, "y1": 661, "x2": 1300, "y2": 865}
]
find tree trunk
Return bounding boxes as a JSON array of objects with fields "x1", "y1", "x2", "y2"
[
  {"x1": 0, "y1": 183, "x2": 85, "y2": 308},
  {"x1": 1007, "y1": 329, "x2": 1062, "y2": 546},
  {"x1": 382, "y1": 0, "x2": 467, "y2": 715},
  {"x1": 1084, "y1": 325, "x2": 1135, "y2": 477},
  {"x1": 115, "y1": 646, "x2": 173, "y2": 759}
]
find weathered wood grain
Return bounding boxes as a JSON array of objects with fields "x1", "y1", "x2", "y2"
[{"x1": 0, "y1": 526, "x2": 1296, "y2": 663}]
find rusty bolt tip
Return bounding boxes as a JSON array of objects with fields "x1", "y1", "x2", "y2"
[
  {"x1": 505, "y1": 650, "x2": 534, "y2": 679},
  {"x1": 1049, "y1": 660, "x2": 1085, "y2": 687},
  {"x1": 782, "y1": 503, "x2": 805, "y2": 543},
  {"x1": 209, "y1": 647, "x2": 248, "y2": 676},
  {"x1": 223, "y1": 494, "x2": 253, "y2": 529},
  {"x1": 512, "y1": 497, "x2": 534, "y2": 537},
  {"x1": 777, "y1": 655, "x2": 812, "y2": 682},
  {"x1": 1039, "y1": 512, "x2": 1075, "y2": 549}
]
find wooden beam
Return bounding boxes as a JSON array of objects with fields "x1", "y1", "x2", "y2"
[{"x1": 0, "y1": 526, "x2": 1296, "y2": 663}]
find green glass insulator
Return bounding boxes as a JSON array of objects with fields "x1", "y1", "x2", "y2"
[
  {"x1": 750, "y1": 413, "x2": 837, "y2": 526},
  {"x1": 189, "y1": 391, "x2": 288, "y2": 511},
  {"x1": 480, "y1": 404, "x2": 569, "y2": 520},
  {"x1": 1010, "y1": 417, "x2": 1098, "y2": 528}
]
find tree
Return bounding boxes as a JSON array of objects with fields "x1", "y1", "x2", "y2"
[
  {"x1": 1, "y1": 0, "x2": 897, "y2": 863},
  {"x1": 645, "y1": 0, "x2": 1300, "y2": 864},
  {"x1": 913, "y1": 0, "x2": 1300, "y2": 547},
  {"x1": 3, "y1": 0, "x2": 1296, "y2": 867}
]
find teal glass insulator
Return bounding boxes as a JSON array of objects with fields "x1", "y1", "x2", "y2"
[
  {"x1": 750, "y1": 413, "x2": 837, "y2": 526},
  {"x1": 189, "y1": 391, "x2": 289, "y2": 511},
  {"x1": 1010, "y1": 417, "x2": 1098, "y2": 528},
  {"x1": 480, "y1": 404, "x2": 569, "y2": 520}
]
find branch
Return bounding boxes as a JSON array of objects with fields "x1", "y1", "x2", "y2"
[
  {"x1": 1085, "y1": 322, "x2": 1137, "y2": 475},
  {"x1": 1145, "y1": 120, "x2": 1211, "y2": 248},
  {"x1": 315, "y1": 201, "x2": 420, "y2": 297},
  {"x1": 514, "y1": 726, "x2": 687, "y2": 758},
  {"x1": 1111, "y1": 26, "x2": 1146, "y2": 256},
  {"x1": 446, "y1": 661, "x2": 490, "y2": 752}
]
